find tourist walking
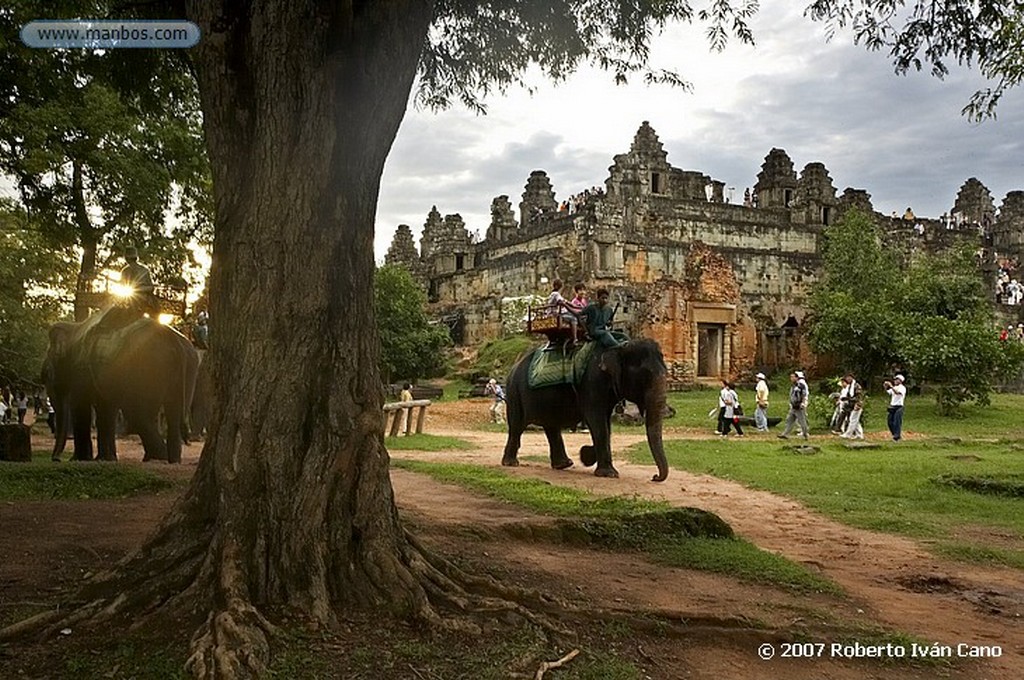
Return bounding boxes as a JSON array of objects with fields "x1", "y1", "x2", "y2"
[
  {"x1": 399, "y1": 383, "x2": 414, "y2": 434},
  {"x1": 777, "y1": 371, "x2": 809, "y2": 440},
  {"x1": 717, "y1": 380, "x2": 744, "y2": 437},
  {"x1": 884, "y1": 374, "x2": 907, "y2": 441},
  {"x1": 839, "y1": 373, "x2": 864, "y2": 439},
  {"x1": 15, "y1": 391, "x2": 28, "y2": 425},
  {"x1": 754, "y1": 372, "x2": 770, "y2": 432},
  {"x1": 485, "y1": 378, "x2": 506, "y2": 424},
  {"x1": 46, "y1": 398, "x2": 56, "y2": 434}
]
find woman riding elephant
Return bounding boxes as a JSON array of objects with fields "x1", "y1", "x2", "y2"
[
  {"x1": 501, "y1": 337, "x2": 670, "y2": 482},
  {"x1": 44, "y1": 307, "x2": 199, "y2": 463}
]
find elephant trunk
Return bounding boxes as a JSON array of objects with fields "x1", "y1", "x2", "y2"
[
  {"x1": 643, "y1": 381, "x2": 669, "y2": 482},
  {"x1": 52, "y1": 395, "x2": 68, "y2": 460}
]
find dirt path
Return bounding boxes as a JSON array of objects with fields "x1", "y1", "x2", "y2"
[
  {"x1": 3, "y1": 409, "x2": 1022, "y2": 678},
  {"x1": 390, "y1": 400, "x2": 1024, "y2": 678}
]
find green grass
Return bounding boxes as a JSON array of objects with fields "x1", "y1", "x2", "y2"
[
  {"x1": 392, "y1": 459, "x2": 668, "y2": 517},
  {"x1": 472, "y1": 336, "x2": 539, "y2": 380},
  {"x1": 629, "y1": 437, "x2": 1024, "y2": 569},
  {"x1": 440, "y1": 377, "x2": 473, "y2": 402},
  {"x1": 269, "y1": 623, "x2": 644, "y2": 680},
  {"x1": 62, "y1": 641, "x2": 187, "y2": 679},
  {"x1": 0, "y1": 453, "x2": 175, "y2": 501},
  {"x1": 384, "y1": 433, "x2": 474, "y2": 450},
  {"x1": 391, "y1": 460, "x2": 838, "y2": 592}
]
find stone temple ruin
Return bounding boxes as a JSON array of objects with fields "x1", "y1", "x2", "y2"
[{"x1": 385, "y1": 122, "x2": 1024, "y2": 384}]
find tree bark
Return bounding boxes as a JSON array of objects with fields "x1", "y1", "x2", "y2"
[
  {"x1": 72, "y1": 159, "x2": 99, "y2": 322},
  {"x1": 175, "y1": 1, "x2": 440, "y2": 674}
]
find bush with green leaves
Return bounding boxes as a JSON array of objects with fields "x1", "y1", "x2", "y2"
[
  {"x1": 809, "y1": 210, "x2": 1024, "y2": 414},
  {"x1": 374, "y1": 265, "x2": 450, "y2": 384}
]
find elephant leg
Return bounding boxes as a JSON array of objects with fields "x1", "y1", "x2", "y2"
[
  {"x1": 71, "y1": 402, "x2": 94, "y2": 461},
  {"x1": 543, "y1": 426, "x2": 573, "y2": 470},
  {"x1": 165, "y1": 408, "x2": 183, "y2": 465},
  {"x1": 590, "y1": 414, "x2": 618, "y2": 478},
  {"x1": 94, "y1": 405, "x2": 118, "y2": 462},
  {"x1": 501, "y1": 426, "x2": 523, "y2": 467},
  {"x1": 134, "y1": 411, "x2": 168, "y2": 462}
]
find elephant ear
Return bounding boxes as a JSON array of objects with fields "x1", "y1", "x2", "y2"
[{"x1": 599, "y1": 348, "x2": 622, "y2": 395}]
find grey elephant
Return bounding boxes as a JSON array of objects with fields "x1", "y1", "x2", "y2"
[
  {"x1": 44, "y1": 309, "x2": 199, "y2": 463},
  {"x1": 501, "y1": 338, "x2": 670, "y2": 482}
]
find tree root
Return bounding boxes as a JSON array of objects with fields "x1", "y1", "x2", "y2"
[
  {"x1": 404, "y1": 529, "x2": 575, "y2": 641},
  {"x1": 182, "y1": 538, "x2": 280, "y2": 679},
  {"x1": 185, "y1": 601, "x2": 277, "y2": 679},
  {"x1": 535, "y1": 648, "x2": 580, "y2": 679}
]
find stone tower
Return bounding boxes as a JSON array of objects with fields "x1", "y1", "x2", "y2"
[
  {"x1": 754, "y1": 148, "x2": 799, "y2": 209},
  {"x1": 794, "y1": 162, "x2": 838, "y2": 225},
  {"x1": 384, "y1": 224, "x2": 422, "y2": 278},
  {"x1": 605, "y1": 121, "x2": 675, "y2": 201},
  {"x1": 424, "y1": 213, "x2": 473, "y2": 275},
  {"x1": 836, "y1": 188, "x2": 874, "y2": 219},
  {"x1": 519, "y1": 171, "x2": 557, "y2": 230},
  {"x1": 419, "y1": 206, "x2": 443, "y2": 260},
  {"x1": 993, "y1": 191, "x2": 1024, "y2": 258},
  {"x1": 952, "y1": 177, "x2": 996, "y2": 226},
  {"x1": 485, "y1": 195, "x2": 517, "y2": 243}
]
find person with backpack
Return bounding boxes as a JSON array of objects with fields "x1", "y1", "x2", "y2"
[
  {"x1": 777, "y1": 371, "x2": 809, "y2": 440},
  {"x1": 485, "y1": 378, "x2": 506, "y2": 424}
]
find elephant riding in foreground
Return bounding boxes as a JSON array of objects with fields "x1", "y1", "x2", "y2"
[
  {"x1": 44, "y1": 307, "x2": 199, "y2": 463},
  {"x1": 501, "y1": 338, "x2": 670, "y2": 482}
]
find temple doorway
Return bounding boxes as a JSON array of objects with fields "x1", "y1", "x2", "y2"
[{"x1": 697, "y1": 323, "x2": 725, "y2": 377}]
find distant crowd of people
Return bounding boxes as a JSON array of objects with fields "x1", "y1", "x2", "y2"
[
  {"x1": 714, "y1": 370, "x2": 907, "y2": 443},
  {"x1": 997, "y1": 260, "x2": 1022, "y2": 305},
  {"x1": 0, "y1": 387, "x2": 55, "y2": 432},
  {"x1": 525, "y1": 186, "x2": 607, "y2": 223}
]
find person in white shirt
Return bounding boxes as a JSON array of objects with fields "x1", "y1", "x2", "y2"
[
  {"x1": 884, "y1": 374, "x2": 907, "y2": 441},
  {"x1": 754, "y1": 373, "x2": 770, "y2": 432}
]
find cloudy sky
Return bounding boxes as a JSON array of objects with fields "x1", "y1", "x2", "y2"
[{"x1": 374, "y1": 3, "x2": 1023, "y2": 261}]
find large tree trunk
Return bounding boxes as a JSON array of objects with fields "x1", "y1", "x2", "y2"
[
  {"x1": 2, "y1": 5, "x2": 568, "y2": 676},
  {"x1": 177, "y1": 0, "x2": 439, "y2": 674},
  {"x1": 2, "y1": 2, "x2": 521, "y2": 677}
]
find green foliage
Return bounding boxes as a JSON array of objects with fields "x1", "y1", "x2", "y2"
[
  {"x1": 806, "y1": 394, "x2": 837, "y2": 430},
  {"x1": 374, "y1": 265, "x2": 450, "y2": 383},
  {"x1": 499, "y1": 294, "x2": 545, "y2": 335},
  {"x1": 809, "y1": 210, "x2": 1024, "y2": 413},
  {"x1": 891, "y1": 314, "x2": 1015, "y2": 414},
  {"x1": 472, "y1": 335, "x2": 539, "y2": 380},
  {"x1": 0, "y1": 1, "x2": 211, "y2": 303},
  {"x1": 0, "y1": 203, "x2": 78, "y2": 384},
  {"x1": 0, "y1": 459, "x2": 175, "y2": 501}
]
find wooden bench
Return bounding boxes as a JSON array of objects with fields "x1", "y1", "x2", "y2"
[{"x1": 383, "y1": 399, "x2": 431, "y2": 437}]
